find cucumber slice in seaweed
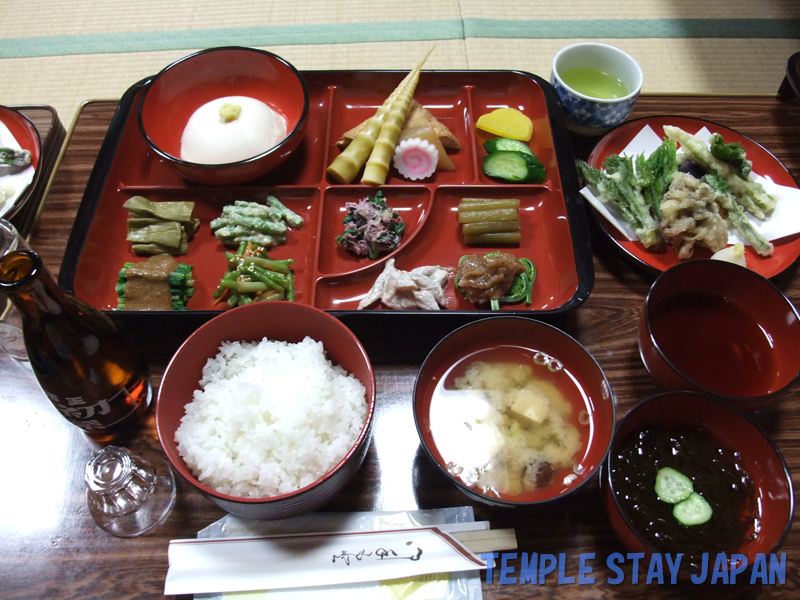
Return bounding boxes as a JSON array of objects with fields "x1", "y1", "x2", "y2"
[
  {"x1": 655, "y1": 466, "x2": 694, "y2": 504},
  {"x1": 673, "y1": 492, "x2": 713, "y2": 526}
]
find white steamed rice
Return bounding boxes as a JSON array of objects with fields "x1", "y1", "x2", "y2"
[{"x1": 175, "y1": 336, "x2": 367, "y2": 498}]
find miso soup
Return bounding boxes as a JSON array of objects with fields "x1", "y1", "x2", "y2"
[{"x1": 427, "y1": 345, "x2": 594, "y2": 502}]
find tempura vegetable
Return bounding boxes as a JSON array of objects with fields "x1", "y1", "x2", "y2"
[
  {"x1": 640, "y1": 139, "x2": 678, "y2": 222},
  {"x1": 663, "y1": 126, "x2": 776, "y2": 219},
  {"x1": 701, "y1": 174, "x2": 773, "y2": 257},
  {"x1": 327, "y1": 48, "x2": 433, "y2": 185},
  {"x1": 577, "y1": 155, "x2": 662, "y2": 249},
  {"x1": 0, "y1": 147, "x2": 32, "y2": 174}
]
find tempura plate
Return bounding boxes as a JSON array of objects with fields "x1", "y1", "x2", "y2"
[{"x1": 587, "y1": 115, "x2": 800, "y2": 279}]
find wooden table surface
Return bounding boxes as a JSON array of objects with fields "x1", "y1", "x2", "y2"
[{"x1": 1, "y1": 95, "x2": 799, "y2": 599}]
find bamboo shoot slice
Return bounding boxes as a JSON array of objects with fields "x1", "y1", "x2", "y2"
[
  {"x1": 326, "y1": 68, "x2": 416, "y2": 184},
  {"x1": 361, "y1": 48, "x2": 434, "y2": 185}
]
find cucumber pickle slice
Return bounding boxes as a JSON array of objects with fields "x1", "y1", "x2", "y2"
[
  {"x1": 673, "y1": 492, "x2": 714, "y2": 526},
  {"x1": 483, "y1": 137, "x2": 535, "y2": 156},
  {"x1": 655, "y1": 466, "x2": 694, "y2": 504},
  {"x1": 482, "y1": 151, "x2": 546, "y2": 184}
]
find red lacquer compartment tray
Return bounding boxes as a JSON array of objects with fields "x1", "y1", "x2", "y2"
[{"x1": 59, "y1": 70, "x2": 593, "y2": 361}]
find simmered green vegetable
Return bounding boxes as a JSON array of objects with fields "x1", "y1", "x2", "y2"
[
  {"x1": 115, "y1": 260, "x2": 194, "y2": 311},
  {"x1": 457, "y1": 197, "x2": 523, "y2": 246},
  {"x1": 211, "y1": 197, "x2": 303, "y2": 249},
  {"x1": 124, "y1": 196, "x2": 200, "y2": 256},
  {"x1": 212, "y1": 241, "x2": 295, "y2": 308}
]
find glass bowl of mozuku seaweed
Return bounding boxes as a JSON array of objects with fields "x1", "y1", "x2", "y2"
[{"x1": 603, "y1": 392, "x2": 793, "y2": 580}]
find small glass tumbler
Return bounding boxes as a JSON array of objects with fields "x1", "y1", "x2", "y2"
[{"x1": 85, "y1": 446, "x2": 176, "y2": 537}]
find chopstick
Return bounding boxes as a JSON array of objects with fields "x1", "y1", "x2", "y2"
[{"x1": 452, "y1": 528, "x2": 518, "y2": 554}]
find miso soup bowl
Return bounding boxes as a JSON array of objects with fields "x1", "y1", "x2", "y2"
[
  {"x1": 156, "y1": 301, "x2": 375, "y2": 520},
  {"x1": 639, "y1": 260, "x2": 800, "y2": 412},
  {"x1": 414, "y1": 317, "x2": 615, "y2": 508},
  {"x1": 138, "y1": 46, "x2": 309, "y2": 185},
  {"x1": 604, "y1": 392, "x2": 794, "y2": 581}
]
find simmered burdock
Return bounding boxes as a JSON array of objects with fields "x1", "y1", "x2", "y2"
[{"x1": 456, "y1": 252, "x2": 526, "y2": 304}]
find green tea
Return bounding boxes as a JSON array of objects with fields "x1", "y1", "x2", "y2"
[{"x1": 561, "y1": 67, "x2": 628, "y2": 99}]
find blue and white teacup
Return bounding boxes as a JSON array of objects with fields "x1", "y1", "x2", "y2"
[{"x1": 551, "y1": 43, "x2": 643, "y2": 136}]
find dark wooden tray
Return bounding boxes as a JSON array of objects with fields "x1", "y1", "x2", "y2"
[{"x1": 8, "y1": 94, "x2": 799, "y2": 600}]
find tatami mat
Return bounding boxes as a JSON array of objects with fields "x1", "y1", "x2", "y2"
[{"x1": 1, "y1": 1, "x2": 798, "y2": 128}]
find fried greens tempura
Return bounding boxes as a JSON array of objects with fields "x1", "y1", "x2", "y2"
[{"x1": 660, "y1": 172, "x2": 729, "y2": 259}]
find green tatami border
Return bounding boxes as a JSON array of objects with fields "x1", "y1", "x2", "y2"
[{"x1": 0, "y1": 18, "x2": 797, "y2": 59}]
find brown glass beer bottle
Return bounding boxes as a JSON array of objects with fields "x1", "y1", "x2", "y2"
[{"x1": 0, "y1": 249, "x2": 151, "y2": 440}]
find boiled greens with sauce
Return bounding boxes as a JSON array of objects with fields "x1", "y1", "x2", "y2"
[{"x1": 336, "y1": 191, "x2": 405, "y2": 259}]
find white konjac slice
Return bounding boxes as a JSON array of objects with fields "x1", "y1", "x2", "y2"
[{"x1": 180, "y1": 96, "x2": 287, "y2": 164}]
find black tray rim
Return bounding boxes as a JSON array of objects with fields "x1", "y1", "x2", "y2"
[{"x1": 58, "y1": 69, "x2": 594, "y2": 358}]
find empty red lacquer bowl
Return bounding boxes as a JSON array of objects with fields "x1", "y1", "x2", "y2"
[
  {"x1": 414, "y1": 316, "x2": 615, "y2": 507},
  {"x1": 138, "y1": 46, "x2": 309, "y2": 185},
  {"x1": 155, "y1": 301, "x2": 375, "y2": 520},
  {"x1": 639, "y1": 259, "x2": 800, "y2": 411},
  {"x1": 604, "y1": 392, "x2": 793, "y2": 580}
]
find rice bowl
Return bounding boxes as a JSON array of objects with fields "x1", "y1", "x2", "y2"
[
  {"x1": 175, "y1": 336, "x2": 368, "y2": 499},
  {"x1": 156, "y1": 301, "x2": 375, "y2": 519}
]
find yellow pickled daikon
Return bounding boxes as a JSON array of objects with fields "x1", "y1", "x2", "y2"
[{"x1": 476, "y1": 108, "x2": 533, "y2": 142}]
